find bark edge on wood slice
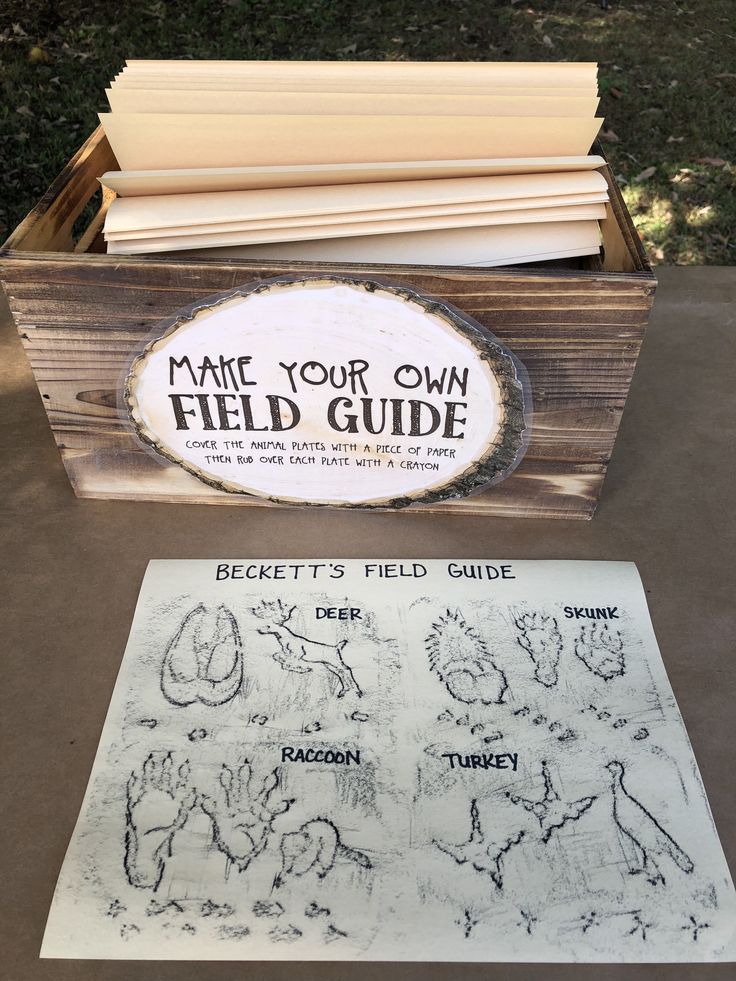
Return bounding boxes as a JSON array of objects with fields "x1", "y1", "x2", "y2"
[{"x1": 124, "y1": 276, "x2": 528, "y2": 508}]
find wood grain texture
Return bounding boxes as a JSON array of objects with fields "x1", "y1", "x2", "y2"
[
  {"x1": 2, "y1": 128, "x2": 117, "y2": 253},
  {"x1": 0, "y1": 129, "x2": 656, "y2": 520}
]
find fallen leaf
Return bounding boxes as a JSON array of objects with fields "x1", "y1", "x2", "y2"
[
  {"x1": 16, "y1": 105, "x2": 34, "y2": 117},
  {"x1": 609, "y1": 86, "x2": 623, "y2": 99},
  {"x1": 696, "y1": 156, "x2": 727, "y2": 167},
  {"x1": 671, "y1": 168, "x2": 695, "y2": 183},
  {"x1": 666, "y1": 135, "x2": 685, "y2": 143},
  {"x1": 633, "y1": 166, "x2": 656, "y2": 181},
  {"x1": 542, "y1": 34, "x2": 554, "y2": 47},
  {"x1": 714, "y1": 73, "x2": 736, "y2": 80},
  {"x1": 338, "y1": 43, "x2": 357, "y2": 55},
  {"x1": 28, "y1": 45, "x2": 50, "y2": 64},
  {"x1": 600, "y1": 127, "x2": 620, "y2": 143}
]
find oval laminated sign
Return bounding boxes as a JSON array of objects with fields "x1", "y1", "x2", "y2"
[{"x1": 125, "y1": 277, "x2": 527, "y2": 508}]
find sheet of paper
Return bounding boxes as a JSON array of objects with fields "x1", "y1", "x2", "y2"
[
  {"x1": 106, "y1": 88, "x2": 599, "y2": 117},
  {"x1": 42, "y1": 560, "x2": 735, "y2": 962},
  {"x1": 167, "y1": 221, "x2": 602, "y2": 265},
  {"x1": 106, "y1": 205, "x2": 607, "y2": 255},
  {"x1": 182, "y1": 245, "x2": 598, "y2": 267},
  {"x1": 121, "y1": 59, "x2": 598, "y2": 88},
  {"x1": 99, "y1": 156, "x2": 606, "y2": 197},
  {"x1": 113, "y1": 79, "x2": 595, "y2": 97},
  {"x1": 104, "y1": 171, "x2": 608, "y2": 232},
  {"x1": 104, "y1": 194, "x2": 609, "y2": 241},
  {"x1": 99, "y1": 112, "x2": 603, "y2": 170}
]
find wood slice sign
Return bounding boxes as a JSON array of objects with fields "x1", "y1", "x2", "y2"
[{"x1": 125, "y1": 277, "x2": 528, "y2": 508}]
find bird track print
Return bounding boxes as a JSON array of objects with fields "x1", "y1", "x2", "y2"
[
  {"x1": 434, "y1": 799, "x2": 526, "y2": 890},
  {"x1": 506, "y1": 760, "x2": 597, "y2": 843},
  {"x1": 41, "y1": 560, "x2": 736, "y2": 962}
]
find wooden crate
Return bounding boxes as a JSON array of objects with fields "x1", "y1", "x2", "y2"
[{"x1": 0, "y1": 127, "x2": 655, "y2": 519}]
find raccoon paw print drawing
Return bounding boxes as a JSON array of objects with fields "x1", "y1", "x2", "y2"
[
  {"x1": 124, "y1": 752, "x2": 197, "y2": 891},
  {"x1": 425, "y1": 609, "x2": 507, "y2": 705},
  {"x1": 161, "y1": 604, "x2": 243, "y2": 706},
  {"x1": 200, "y1": 762, "x2": 293, "y2": 878}
]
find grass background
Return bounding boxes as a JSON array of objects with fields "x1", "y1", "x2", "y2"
[{"x1": 1, "y1": 0, "x2": 733, "y2": 263}]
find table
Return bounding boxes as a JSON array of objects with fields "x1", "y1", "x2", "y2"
[{"x1": 1, "y1": 267, "x2": 734, "y2": 980}]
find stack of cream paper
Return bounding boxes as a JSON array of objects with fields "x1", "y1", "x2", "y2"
[{"x1": 99, "y1": 60, "x2": 607, "y2": 265}]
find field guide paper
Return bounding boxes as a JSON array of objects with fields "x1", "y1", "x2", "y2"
[{"x1": 42, "y1": 559, "x2": 736, "y2": 961}]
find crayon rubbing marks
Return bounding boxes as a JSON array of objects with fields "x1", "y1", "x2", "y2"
[
  {"x1": 574, "y1": 623, "x2": 626, "y2": 681},
  {"x1": 426, "y1": 609, "x2": 507, "y2": 706},
  {"x1": 252, "y1": 900, "x2": 284, "y2": 919},
  {"x1": 606, "y1": 761, "x2": 694, "y2": 887},
  {"x1": 682, "y1": 915, "x2": 710, "y2": 941},
  {"x1": 124, "y1": 752, "x2": 197, "y2": 891},
  {"x1": 161, "y1": 604, "x2": 243, "y2": 707},
  {"x1": 268, "y1": 923, "x2": 302, "y2": 943},
  {"x1": 146, "y1": 899, "x2": 184, "y2": 916},
  {"x1": 275, "y1": 818, "x2": 373, "y2": 889},
  {"x1": 625, "y1": 911, "x2": 652, "y2": 941},
  {"x1": 218, "y1": 924, "x2": 251, "y2": 940},
  {"x1": 456, "y1": 909, "x2": 480, "y2": 938},
  {"x1": 513, "y1": 706, "x2": 576, "y2": 743},
  {"x1": 517, "y1": 909, "x2": 538, "y2": 935},
  {"x1": 200, "y1": 900, "x2": 234, "y2": 918},
  {"x1": 434, "y1": 799, "x2": 525, "y2": 891},
  {"x1": 252, "y1": 599, "x2": 363, "y2": 699},
  {"x1": 512, "y1": 608, "x2": 563, "y2": 688},
  {"x1": 506, "y1": 761, "x2": 597, "y2": 844},
  {"x1": 305, "y1": 902, "x2": 331, "y2": 918},
  {"x1": 200, "y1": 763, "x2": 292, "y2": 878}
]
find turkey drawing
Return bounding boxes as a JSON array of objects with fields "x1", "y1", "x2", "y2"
[{"x1": 606, "y1": 760, "x2": 694, "y2": 886}]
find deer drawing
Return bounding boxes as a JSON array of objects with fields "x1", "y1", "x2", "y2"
[{"x1": 251, "y1": 599, "x2": 363, "y2": 699}]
